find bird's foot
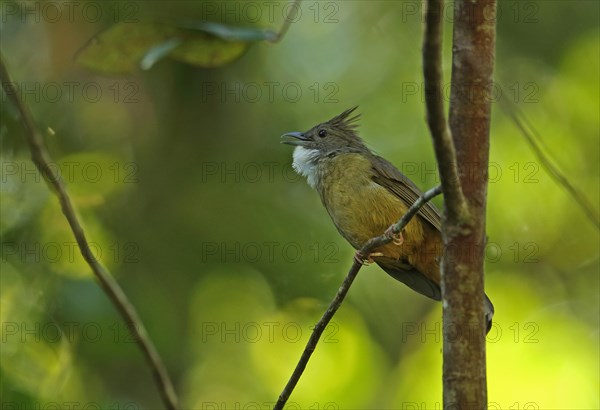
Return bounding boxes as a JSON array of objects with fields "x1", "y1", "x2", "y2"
[
  {"x1": 354, "y1": 250, "x2": 384, "y2": 265},
  {"x1": 384, "y1": 226, "x2": 404, "y2": 246}
]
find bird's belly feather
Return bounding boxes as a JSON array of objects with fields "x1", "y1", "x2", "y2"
[{"x1": 317, "y1": 154, "x2": 424, "y2": 258}]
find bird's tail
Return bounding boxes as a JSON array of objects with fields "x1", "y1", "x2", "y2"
[{"x1": 484, "y1": 293, "x2": 495, "y2": 335}]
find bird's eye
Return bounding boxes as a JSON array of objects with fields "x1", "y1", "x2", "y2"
[{"x1": 318, "y1": 129, "x2": 327, "y2": 138}]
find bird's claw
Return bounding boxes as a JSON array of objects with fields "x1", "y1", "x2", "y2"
[
  {"x1": 385, "y1": 227, "x2": 404, "y2": 246},
  {"x1": 354, "y1": 250, "x2": 384, "y2": 265}
]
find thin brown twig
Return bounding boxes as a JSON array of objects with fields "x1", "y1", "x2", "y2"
[
  {"x1": 0, "y1": 55, "x2": 180, "y2": 410},
  {"x1": 422, "y1": 0, "x2": 469, "y2": 222},
  {"x1": 273, "y1": 185, "x2": 442, "y2": 410}
]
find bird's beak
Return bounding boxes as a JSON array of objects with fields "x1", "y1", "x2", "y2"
[{"x1": 281, "y1": 132, "x2": 310, "y2": 146}]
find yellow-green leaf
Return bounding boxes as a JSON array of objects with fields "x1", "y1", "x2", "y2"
[
  {"x1": 77, "y1": 22, "x2": 249, "y2": 74},
  {"x1": 77, "y1": 22, "x2": 179, "y2": 74},
  {"x1": 169, "y1": 32, "x2": 248, "y2": 67}
]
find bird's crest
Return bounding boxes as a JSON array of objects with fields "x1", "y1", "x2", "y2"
[{"x1": 327, "y1": 106, "x2": 361, "y2": 131}]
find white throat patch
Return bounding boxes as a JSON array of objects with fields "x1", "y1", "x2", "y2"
[{"x1": 292, "y1": 147, "x2": 320, "y2": 188}]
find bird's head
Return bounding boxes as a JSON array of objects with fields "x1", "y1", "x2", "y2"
[
  {"x1": 281, "y1": 107, "x2": 368, "y2": 188},
  {"x1": 281, "y1": 106, "x2": 367, "y2": 155}
]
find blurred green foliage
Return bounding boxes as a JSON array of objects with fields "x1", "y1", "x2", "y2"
[
  {"x1": 1, "y1": 1, "x2": 598, "y2": 409},
  {"x1": 76, "y1": 22, "x2": 253, "y2": 74}
]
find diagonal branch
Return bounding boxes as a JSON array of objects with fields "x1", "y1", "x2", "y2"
[
  {"x1": 273, "y1": 185, "x2": 442, "y2": 410},
  {"x1": 500, "y1": 98, "x2": 600, "y2": 229},
  {"x1": 422, "y1": 0, "x2": 469, "y2": 222},
  {"x1": 0, "y1": 55, "x2": 180, "y2": 410}
]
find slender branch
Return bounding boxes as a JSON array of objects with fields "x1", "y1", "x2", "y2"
[
  {"x1": 362, "y1": 185, "x2": 444, "y2": 250},
  {"x1": 270, "y1": 0, "x2": 303, "y2": 43},
  {"x1": 500, "y1": 98, "x2": 600, "y2": 229},
  {"x1": 273, "y1": 260, "x2": 361, "y2": 410},
  {"x1": 0, "y1": 55, "x2": 180, "y2": 410},
  {"x1": 274, "y1": 185, "x2": 442, "y2": 410},
  {"x1": 422, "y1": 0, "x2": 469, "y2": 222}
]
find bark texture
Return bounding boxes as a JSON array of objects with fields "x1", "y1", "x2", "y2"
[{"x1": 443, "y1": 1, "x2": 496, "y2": 408}]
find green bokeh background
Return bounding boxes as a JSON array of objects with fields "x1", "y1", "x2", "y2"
[{"x1": 1, "y1": 1, "x2": 598, "y2": 409}]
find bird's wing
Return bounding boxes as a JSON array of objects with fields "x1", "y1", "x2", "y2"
[
  {"x1": 375, "y1": 257, "x2": 442, "y2": 300},
  {"x1": 370, "y1": 155, "x2": 442, "y2": 231}
]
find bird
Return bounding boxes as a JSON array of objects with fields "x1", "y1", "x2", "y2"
[{"x1": 281, "y1": 106, "x2": 494, "y2": 333}]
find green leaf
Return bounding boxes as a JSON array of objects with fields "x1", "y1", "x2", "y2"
[
  {"x1": 77, "y1": 23, "x2": 178, "y2": 74},
  {"x1": 77, "y1": 22, "x2": 249, "y2": 74},
  {"x1": 168, "y1": 31, "x2": 249, "y2": 68}
]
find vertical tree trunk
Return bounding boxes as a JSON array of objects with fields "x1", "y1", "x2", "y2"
[{"x1": 443, "y1": 1, "x2": 496, "y2": 408}]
